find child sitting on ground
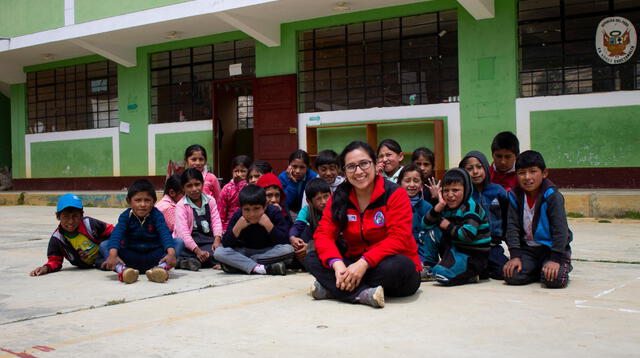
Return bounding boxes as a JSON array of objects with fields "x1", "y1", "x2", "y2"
[
  {"x1": 218, "y1": 155, "x2": 252, "y2": 231},
  {"x1": 289, "y1": 178, "x2": 331, "y2": 265},
  {"x1": 174, "y1": 169, "x2": 224, "y2": 271},
  {"x1": 300, "y1": 149, "x2": 345, "y2": 209},
  {"x1": 490, "y1": 131, "x2": 520, "y2": 192},
  {"x1": 100, "y1": 180, "x2": 184, "y2": 284},
  {"x1": 184, "y1": 144, "x2": 222, "y2": 202},
  {"x1": 30, "y1": 193, "x2": 114, "y2": 276},
  {"x1": 213, "y1": 185, "x2": 294, "y2": 275},
  {"x1": 411, "y1": 147, "x2": 438, "y2": 204},
  {"x1": 257, "y1": 172, "x2": 293, "y2": 227},
  {"x1": 460, "y1": 151, "x2": 509, "y2": 280},
  {"x1": 422, "y1": 168, "x2": 491, "y2": 285},
  {"x1": 247, "y1": 160, "x2": 272, "y2": 185},
  {"x1": 503, "y1": 150, "x2": 573, "y2": 288},
  {"x1": 397, "y1": 165, "x2": 434, "y2": 275},
  {"x1": 155, "y1": 174, "x2": 183, "y2": 233}
]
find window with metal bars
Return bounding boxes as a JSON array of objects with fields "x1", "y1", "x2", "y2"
[
  {"x1": 26, "y1": 61, "x2": 118, "y2": 133},
  {"x1": 297, "y1": 10, "x2": 458, "y2": 112},
  {"x1": 150, "y1": 39, "x2": 255, "y2": 123},
  {"x1": 519, "y1": 0, "x2": 640, "y2": 97}
]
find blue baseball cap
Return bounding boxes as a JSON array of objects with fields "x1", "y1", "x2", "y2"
[{"x1": 56, "y1": 193, "x2": 84, "y2": 213}]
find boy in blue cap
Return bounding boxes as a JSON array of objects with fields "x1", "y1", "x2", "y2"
[{"x1": 30, "y1": 194, "x2": 114, "y2": 276}]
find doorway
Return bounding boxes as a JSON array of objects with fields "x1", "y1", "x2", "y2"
[{"x1": 212, "y1": 78, "x2": 253, "y2": 183}]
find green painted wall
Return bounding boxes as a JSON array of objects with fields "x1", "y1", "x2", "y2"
[
  {"x1": 457, "y1": 0, "x2": 518, "y2": 159},
  {"x1": 531, "y1": 106, "x2": 640, "y2": 168},
  {"x1": 10, "y1": 84, "x2": 26, "y2": 179},
  {"x1": 0, "y1": 0, "x2": 63, "y2": 37},
  {"x1": 75, "y1": 0, "x2": 191, "y2": 24},
  {"x1": 154, "y1": 131, "x2": 213, "y2": 175},
  {"x1": 256, "y1": 0, "x2": 458, "y2": 77},
  {"x1": 31, "y1": 138, "x2": 113, "y2": 178},
  {"x1": 0, "y1": 93, "x2": 10, "y2": 168}
]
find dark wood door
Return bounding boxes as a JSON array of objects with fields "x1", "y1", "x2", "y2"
[{"x1": 252, "y1": 74, "x2": 298, "y2": 173}]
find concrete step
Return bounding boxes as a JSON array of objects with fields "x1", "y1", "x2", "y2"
[{"x1": 0, "y1": 189, "x2": 639, "y2": 218}]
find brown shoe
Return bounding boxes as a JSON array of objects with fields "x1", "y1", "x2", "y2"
[
  {"x1": 119, "y1": 268, "x2": 139, "y2": 284},
  {"x1": 145, "y1": 267, "x2": 168, "y2": 283}
]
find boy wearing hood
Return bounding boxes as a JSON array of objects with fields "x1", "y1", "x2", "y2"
[
  {"x1": 256, "y1": 172, "x2": 293, "y2": 229},
  {"x1": 422, "y1": 168, "x2": 491, "y2": 285},
  {"x1": 460, "y1": 151, "x2": 509, "y2": 280}
]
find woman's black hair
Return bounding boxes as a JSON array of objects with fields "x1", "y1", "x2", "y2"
[
  {"x1": 184, "y1": 144, "x2": 208, "y2": 161},
  {"x1": 288, "y1": 149, "x2": 310, "y2": 167},
  {"x1": 411, "y1": 147, "x2": 435, "y2": 166},
  {"x1": 250, "y1": 160, "x2": 272, "y2": 174},
  {"x1": 332, "y1": 141, "x2": 377, "y2": 230},
  {"x1": 377, "y1": 138, "x2": 402, "y2": 155},
  {"x1": 231, "y1": 155, "x2": 252, "y2": 170},
  {"x1": 181, "y1": 168, "x2": 204, "y2": 186},
  {"x1": 397, "y1": 164, "x2": 424, "y2": 184},
  {"x1": 163, "y1": 174, "x2": 182, "y2": 195},
  {"x1": 127, "y1": 179, "x2": 157, "y2": 202}
]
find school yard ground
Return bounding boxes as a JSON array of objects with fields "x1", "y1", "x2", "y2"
[{"x1": 0, "y1": 206, "x2": 638, "y2": 358}]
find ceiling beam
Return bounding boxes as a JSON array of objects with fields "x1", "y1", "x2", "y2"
[
  {"x1": 458, "y1": 0, "x2": 494, "y2": 20},
  {"x1": 72, "y1": 38, "x2": 137, "y2": 67},
  {"x1": 0, "y1": 62, "x2": 26, "y2": 84},
  {"x1": 216, "y1": 11, "x2": 280, "y2": 47}
]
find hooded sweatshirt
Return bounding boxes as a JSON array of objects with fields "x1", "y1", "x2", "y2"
[
  {"x1": 257, "y1": 173, "x2": 293, "y2": 227},
  {"x1": 277, "y1": 168, "x2": 318, "y2": 213},
  {"x1": 460, "y1": 151, "x2": 508, "y2": 244},
  {"x1": 423, "y1": 168, "x2": 491, "y2": 251}
]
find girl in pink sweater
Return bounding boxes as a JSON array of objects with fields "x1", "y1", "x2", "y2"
[
  {"x1": 184, "y1": 144, "x2": 221, "y2": 204},
  {"x1": 174, "y1": 168, "x2": 223, "y2": 271},
  {"x1": 218, "y1": 155, "x2": 252, "y2": 231},
  {"x1": 155, "y1": 174, "x2": 184, "y2": 233}
]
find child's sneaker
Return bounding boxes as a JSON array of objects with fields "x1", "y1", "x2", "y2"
[
  {"x1": 309, "y1": 280, "x2": 333, "y2": 300},
  {"x1": 118, "y1": 268, "x2": 139, "y2": 284},
  {"x1": 420, "y1": 266, "x2": 435, "y2": 282},
  {"x1": 266, "y1": 261, "x2": 286, "y2": 276},
  {"x1": 355, "y1": 286, "x2": 385, "y2": 308},
  {"x1": 179, "y1": 257, "x2": 201, "y2": 271},
  {"x1": 145, "y1": 267, "x2": 169, "y2": 283}
]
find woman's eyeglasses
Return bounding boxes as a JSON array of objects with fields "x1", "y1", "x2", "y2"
[{"x1": 344, "y1": 160, "x2": 373, "y2": 173}]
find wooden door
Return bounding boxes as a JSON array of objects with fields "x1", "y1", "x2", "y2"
[{"x1": 252, "y1": 74, "x2": 298, "y2": 173}]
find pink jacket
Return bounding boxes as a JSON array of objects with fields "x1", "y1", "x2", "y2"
[
  {"x1": 202, "y1": 168, "x2": 222, "y2": 203},
  {"x1": 173, "y1": 194, "x2": 223, "y2": 251},
  {"x1": 218, "y1": 180, "x2": 248, "y2": 231},
  {"x1": 155, "y1": 194, "x2": 178, "y2": 232}
]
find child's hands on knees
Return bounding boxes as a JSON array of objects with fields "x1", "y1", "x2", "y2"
[
  {"x1": 30, "y1": 266, "x2": 49, "y2": 276},
  {"x1": 102, "y1": 254, "x2": 124, "y2": 271},
  {"x1": 542, "y1": 261, "x2": 560, "y2": 282},
  {"x1": 212, "y1": 236, "x2": 222, "y2": 251},
  {"x1": 194, "y1": 247, "x2": 210, "y2": 262},
  {"x1": 160, "y1": 248, "x2": 177, "y2": 269},
  {"x1": 503, "y1": 257, "x2": 522, "y2": 278},
  {"x1": 289, "y1": 237, "x2": 307, "y2": 260}
]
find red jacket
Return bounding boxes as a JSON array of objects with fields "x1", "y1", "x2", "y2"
[
  {"x1": 313, "y1": 175, "x2": 421, "y2": 271},
  {"x1": 490, "y1": 163, "x2": 518, "y2": 192}
]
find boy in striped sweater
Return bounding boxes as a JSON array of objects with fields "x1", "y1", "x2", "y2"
[{"x1": 423, "y1": 168, "x2": 491, "y2": 285}]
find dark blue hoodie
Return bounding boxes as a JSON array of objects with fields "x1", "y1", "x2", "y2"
[{"x1": 460, "y1": 151, "x2": 508, "y2": 244}]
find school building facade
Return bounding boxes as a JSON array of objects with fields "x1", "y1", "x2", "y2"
[{"x1": 0, "y1": 0, "x2": 638, "y2": 190}]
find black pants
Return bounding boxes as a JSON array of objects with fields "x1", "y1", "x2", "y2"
[
  {"x1": 504, "y1": 245, "x2": 571, "y2": 288},
  {"x1": 304, "y1": 250, "x2": 421, "y2": 303},
  {"x1": 180, "y1": 242, "x2": 218, "y2": 268}
]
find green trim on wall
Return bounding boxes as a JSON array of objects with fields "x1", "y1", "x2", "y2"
[
  {"x1": 0, "y1": 0, "x2": 63, "y2": 38},
  {"x1": 75, "y1": 0, "x2": 191, "y2": 24},
  {"x1": 155, "y1": 131, "x2": 213, "y2": 176},
  {"x1": 255, "y1": 0, "x2": 459, "y2": 77},
  {"x1": 531, "y1": 105, "x2": 640, "y2": 168},
  {"x1": 23, "y1": 55, "x2": 107, "y2": 73},
  {"x1": 31, "y1": 138, "x2": 113, "y2": 178},
  {"x1": 10, "y1": 84, "x2": 27, "y2": 179},
  {"x1": 0, "y1": 93, "x2": 11, "y2": 168},
  {"x1": 457, "y1": 0, "x2": 518, "y2": 159}
]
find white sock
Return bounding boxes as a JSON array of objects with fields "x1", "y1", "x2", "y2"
[{"x1": 252, "y1": 264, "x2": 266, "y2": 274}]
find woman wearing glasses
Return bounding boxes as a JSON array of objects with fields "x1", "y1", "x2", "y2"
[{"x1": 304, "y1": 141, "x2": 422, "y2": 308}]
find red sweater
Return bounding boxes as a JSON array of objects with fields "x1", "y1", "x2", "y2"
[
  {"x1": 313, "y1": 175, "x2": 421, "y2": 271},
  {"x1": 489, "y1": 163, "x2": 517, "y2": 192}
]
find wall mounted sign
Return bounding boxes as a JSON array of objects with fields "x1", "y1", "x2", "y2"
[{"x1": 596, "y1": 16, "x2": 637, "y2": 65}]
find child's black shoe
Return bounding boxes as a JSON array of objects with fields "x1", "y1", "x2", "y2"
[{"x1": 266, "y1": 261, "x2": 286, "y2": 275}]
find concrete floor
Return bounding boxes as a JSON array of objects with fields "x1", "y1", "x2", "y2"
[{"x1": 0, "y1": 206, "x2": 638, "y2": 358}]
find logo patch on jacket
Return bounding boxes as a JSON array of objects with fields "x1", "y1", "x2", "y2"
[
  {"x1": 148, "y1": 224, "x2": 154, "y2": 233},
  {"x1": 348, "y1": 214, "x2": 357, "y2": 222},
  {"x1": 373, "y1": 211, "x2": 385, "y2": 226}
]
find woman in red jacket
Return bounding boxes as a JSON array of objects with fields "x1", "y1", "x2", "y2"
[{"x1": 304, "y1": 141, "x2": 421, "y2": 308}]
